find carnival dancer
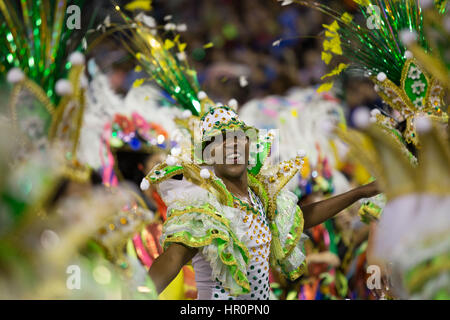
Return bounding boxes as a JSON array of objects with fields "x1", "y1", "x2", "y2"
[
  {"x1": 102, "y1": 6, "x2": 380, "y2": 300},
  {"x1": 143, "y1": 102, "x2": 381, "y2": 299}
]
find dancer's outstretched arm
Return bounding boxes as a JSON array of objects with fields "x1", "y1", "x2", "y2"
[
  {"x1": 301, "y1": 181, "x2": 380, "y2": 229},
  {"x1": 149, "y1": 243, "x2": 198, "y2": 294}
]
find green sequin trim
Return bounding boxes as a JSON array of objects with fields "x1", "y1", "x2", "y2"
[
  {"x1": 148, "y1": 163, "x2": 184, "y2": 182},
  {"x1": 283, "y1": 205, "x2": 305, "y2": 258},
  {"x1": 248, "y1": 173, "x2": 269, "y2": 212}
]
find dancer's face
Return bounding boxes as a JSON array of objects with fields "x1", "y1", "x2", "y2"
[{"x1": 206, "y1": 130, "x2": 249, "y2": 179}]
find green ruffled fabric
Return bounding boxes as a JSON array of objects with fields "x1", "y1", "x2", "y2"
[
  {"x1": 269, "y1": 189, "x2": 308, "y2": 280},
  {"x1": 161, "y1": 204, "x2": 251, "y2": 295},
  {"x1": 155, "y1": 157, "x2": 308, "y2": 292}
]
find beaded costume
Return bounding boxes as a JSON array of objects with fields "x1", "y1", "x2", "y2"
[
  {"x1": 192, "y1": 187, "x2": 272, "y2": 300},
  {"x1": 143, "y1": 105, "x2": 308, "y2": 299}
]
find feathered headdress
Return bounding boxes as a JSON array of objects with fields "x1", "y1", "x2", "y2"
[
  {"x1": 100, "y1": 7, "x2": 265, "y2": 166},
  {"x1": 1, "y1": 0, "x2": 90, "y2": 182},
  {"x1": 293, "y1": 0, "x2": 448, "y2": 147},
  {"x1": 101, "y1": 111, "x2": 178, "y2": 187}
]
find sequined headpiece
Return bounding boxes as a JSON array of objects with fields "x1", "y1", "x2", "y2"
[
  {"x1": 297, "y1": 0, "x2": 448, "y2": 147},
  {"x1": 199, "y1": 105, "x2": 257, "y2": 144}
]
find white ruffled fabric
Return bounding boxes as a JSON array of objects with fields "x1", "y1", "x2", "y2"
[
  {"x1": 158, "y1": 178, "x2": 308, "y2": 294},
  {"x1": 158, "y1": 178, "x2": 251, "y2": 295},
  {"x1": 272, "y1": 188, "x2": 308, "y2": 276}
]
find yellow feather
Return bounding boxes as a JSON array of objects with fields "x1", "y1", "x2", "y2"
[
  {"x1": 321, "y1": 51, "x2": 333, "y2": 64},
  {"x1": 203, "y1": 42, "x2": 214, "y2": 49},
  {"x1": 178, "y1": 42, "x2": 187, "y2": 52},
  {"x1": 341, "y1": 12, "x2": 353, "y2": 24},
  {"x1": 317, "y1": 82, "x2": 334, "y2": 93},
  {"x1": 320, "y1": 63, "x2": 349, "y2": 80},
  {"x1": 132, "y1": 78, "x2": 145, "y2": 88},
  {"x1": 164, "y1": 39, "x2": 175, "y2": 50}
]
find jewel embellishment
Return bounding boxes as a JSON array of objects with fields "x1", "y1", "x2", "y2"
[
  {"x1": 413, "y1": 97, "x2": 424, "y2": 109},
  {"x1": 150, "y1": 169, "x2": 166, "y2": 180},
  {"x1": 411, "y1": 81, "x2": 425, "y2": 95},
  {"x1": 408, "y1": 66, "x2": 422, "y2": 80}
]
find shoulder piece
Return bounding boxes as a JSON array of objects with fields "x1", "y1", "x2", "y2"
[
  {"x1": 254, "y1": 153, "x2": 306, "y2": 221},
  {"x1": 144, "y1": 159, "x2": 234, "y2": 207}
]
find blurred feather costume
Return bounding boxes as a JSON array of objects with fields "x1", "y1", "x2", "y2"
[
  {"x1": 343, "y1": 116, "x2": 450, "y2": 299},
  {"x1": 77, "y1": 57, "x2": 196, "y2": 298},
  {"x1": 0, "y1": 122, "x2": 158, "y2": 299},
  {"x1": 291, "y1": 0, "x2": 449, "y2": 299},
  {"x1": 0, "y1": 1, "x2": 159, "y2": 299},
  {"x1": 0, "y1": 0, "x2": 91, "y2": 183}
]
